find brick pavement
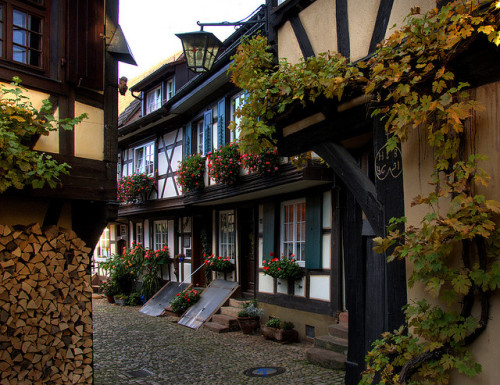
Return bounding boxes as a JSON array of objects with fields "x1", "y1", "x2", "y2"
[{"x1": 93, "y1": 298, "x2": 346, "y2": 385}]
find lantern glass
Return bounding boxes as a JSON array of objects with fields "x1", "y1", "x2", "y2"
[{"x1": 176, "y1": 31, "x2": 222, "y2": 73}]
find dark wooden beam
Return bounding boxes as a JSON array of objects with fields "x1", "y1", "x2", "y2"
[
  {"x1": 369, "y1": 0, "x2": 394, "y2": 54},
  {"x1": 313, "y1": 141, "x2": 385, "y2": 236},
  {"x1": 289, "y1": 15, "x2": 315, "y2": 59},
  {"x1": 269, "y1": 0, "x2": 317, "y2": 30},
  {"x1": 336, "y1": 0, "x2": 350, "y2": 58},
  {"x1": 42, "y1": 200, "x2": 64, "y2": 227}
]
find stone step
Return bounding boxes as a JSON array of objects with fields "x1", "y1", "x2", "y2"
[
  {"x1": 314, "y1": 335, "x2": 348, "y2": 355},
  {"x1": 203, "y1": 322, "x2": 231, "y2": 333},
  {"x1": 211, "y1": 314, "x2": 240, "y2": 330},
  {"x1": 328, "y1": 323, "x2": 348, "y2": 339},
  {"x1": 338, "y1": 312, "x2": 348, "y2": 324},
  {"x1": 228, "y1": 298, "x2": 246, "y2": 308},
  {"x1": 219, "y1": 306, "x2": 241, "y2": 318},
  {"x1": 306, "y1": 347, "x2": 346, "y2": 370}
]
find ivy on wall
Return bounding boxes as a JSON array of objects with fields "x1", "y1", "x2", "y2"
[
  {"x1": 230, "y1": 1, "x2": 500, "y2": 383},
  {"x1": 0, "y1": 78, "x2": 87, "y2": 193}
]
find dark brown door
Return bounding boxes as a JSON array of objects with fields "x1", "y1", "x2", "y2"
[{"x1": 239, "y1": 207, "x2": 256, "y2": 297}]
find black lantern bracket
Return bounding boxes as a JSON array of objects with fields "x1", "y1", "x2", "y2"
[{"x1": 176, "y1": 5, "x2": 267, "y2": 73}]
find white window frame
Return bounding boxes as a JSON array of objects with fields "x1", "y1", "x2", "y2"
[
  {"x1": 146, "y1": 86, "x2": 162, "y2": 114},
  {"x1": 135, "y1": 222, "x2": 143, "y2": 245},
  {"x1": 153, "y1": 220, "x2": 168, "y2": 250},
  {"x1": 280, "y1": 198, "x2": 306, "y2": 266},
  {"x1": 165, "y1": 78, "x2": 174, "y2": 101},
  {"x1": 134, "y1": 141, "x2": 155, "y2": 175},
  {"x1": 219, "y1": 210, "x2": 236, "y2": 260},
  {"x1": 196, "y1": 120, "x2": 205, "y2": 155},
  {"x1": 95, "y1": 227, "x2": 110, "y2": 261},
  {"x1": 230, "y1": 91, "x2": 246, "y2": 142}
]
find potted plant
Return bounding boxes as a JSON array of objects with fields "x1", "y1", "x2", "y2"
[
  {"x1": 142, "y1": 246, "x2": 171, "y2": 300},
  {"x1": 169, "y1": 287, "x2": 202, "y2": 316},
  {"x1": 113, "y1": 294, "x2": 126, "y2": 306},
  {"x1": 203, "y1": 254, "x2": 235, "y2": 273},
  {"x1": 237, "y1": 300, "x2": 264, "y2": 334},
  {"x1": 207, "y1": 142, "x2": 241, "y2": 185},
  {"x1": 261, "y1": 318, "x2": 298, "y2": 343},
  {"x1": 177, "y1": 153, "x2": 205, "y2": 192},
  {"x1": 117, "y1": 173, "x2": 156, "y2": 204},
  {"x1": 102, "y1": 280, "x2": 118, "y2": 303},
  {"x1": 241, "y1": 147, "x2": 280, "y2": 176},
  {"x1": 262, "y1": 253, "x2": 304, "y2": 281}
]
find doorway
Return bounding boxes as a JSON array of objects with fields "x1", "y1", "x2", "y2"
[{"x1": 239, "y1": 207, "x2": 256, "y2": 297}]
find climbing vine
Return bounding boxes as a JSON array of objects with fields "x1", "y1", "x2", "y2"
[
  {"x1": 0, "y1": 78, "x2": 87, "y2": 193},
  {"x1": 230, "y1": 1, "x2": 500, "y2": 384}
]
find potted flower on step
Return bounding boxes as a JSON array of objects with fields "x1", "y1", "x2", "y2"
[
  {"x1": 261, "y1": 318, "x2": 298, "y2": 343},
  {"x1": 237, "y1": 299, "x2": 263, "y2": 334}
]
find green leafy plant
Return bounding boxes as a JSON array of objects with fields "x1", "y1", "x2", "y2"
[
  {"x1": 203, "y1": 254, "x2": 235, "y2": 273},
  {"x1": 230, "y1": 1, "x2": 500, "y2": 383},
  {"x1": 170, "y1": 287, "x2": 202, "y2": 315},
  {"x1": 262, "y1": 253, "x2": 304, "y2": 281},
  {"x1": 177, "y1": 153, "x2": 205, "y2": 192},
  {"x1": 142, "y1": 246, "x2": 171, "y2": 300},
  {"x1": 125, "y1": 292, "x2": 142, "y2": 306},
  {"x1": 282, "y1": 321, "x2": 294, "y2": 331},
  {"x1": 0, "y1": 77, "x2": 87, "y2": 193},
  {"x1": 237, "y1": 304, "x2": 264, "y2": 318},
  {"x1": 207, "y1": 142, "x2": 241, "y2": 184},
  {"x1": 265, "y1": 318, "x2": 282, "y2": 329},
  {"x1": 117, "y1": 173, "x2": 156, "y2": 204}
]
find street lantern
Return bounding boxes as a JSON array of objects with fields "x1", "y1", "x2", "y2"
[
  {"x1": 176, "y1": 31, "x2": 222, "y2": 73},
  {"x1": 176, "y1": 5, "x2": 267, "y2": 73}
]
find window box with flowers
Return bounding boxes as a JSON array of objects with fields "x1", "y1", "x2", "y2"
[
  {"x1": 241, "y1": 147, "x2": 280, "y2": 176},
  {"x1": 207, "y1": 142, "x2": 241, "y2": 185},
  {"x1": 262, "y1": 253, "x2": 304, "y2": 281},
  {"x1": 117, "y1": 173, "x2": 156, "y2": 204},
  {"x1": 203, "y1": 254, "x2": 235, "y2": 273},
  {"x1": 177, "y1": 153, "x2": 206, "y2": 192}
]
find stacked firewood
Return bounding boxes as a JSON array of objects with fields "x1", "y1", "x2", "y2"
[{"x1": 0, "y1": 223, "x2": 93, "y2": 384}]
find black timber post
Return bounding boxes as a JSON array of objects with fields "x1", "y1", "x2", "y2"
[
  {"x1": 372, "y1": 118, "x2": 407, "y2": 332},
  {"x1": 341, "y1": 187, "x2": 365, "y2": 385}
]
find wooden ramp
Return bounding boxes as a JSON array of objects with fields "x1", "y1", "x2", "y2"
[
  {"x1": 140, "y1": 282, "x2": 189, "y2": 316},
  {"x1": 178, "y1": 279, "x2": 239, "y2": 329}
]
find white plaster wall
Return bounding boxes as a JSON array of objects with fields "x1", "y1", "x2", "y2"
[
  {"x1": 164, "y1": 131, "x2": 177, "y2": 146},
  {"x1": 309, "y1": 275, "x2": 330, "y2": 301},
  {"x1": 277, "y1": 278, "x2": 288, "y2": 294},
  {"x1": 171, "y1": 146, "x2": 182, "y2": 172},
  {"x1": 158, "y1": 153, "x2": 168, "y2": 175},
  {"x1": 348, "y1": 0, "x2": 381, "y2": 62},
  {"x1": 128, "y1": 221, "x2": 134, "y2": 246},
  {"x1": 258, "y1": 237, "x2": 263, "y2": 267},
  {"x1": 259, "y1": 272, "x2": 274, "y2": 293},
  {"x1": 168, "y1": 220, "x2": 175, "y2": 250},
  {"x1": 183, "y1": 263, "x2": 192, "y2": 283},
  {"x1": 294, "y1": 277, "x2": 306, "y2": 297},
  {"x1": 157, "y1": 178, "x2": 165, "y2": 199}
]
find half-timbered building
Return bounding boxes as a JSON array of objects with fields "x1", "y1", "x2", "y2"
[{"x1": 265, "y1": 0, "x2": 500, "y2": 384}]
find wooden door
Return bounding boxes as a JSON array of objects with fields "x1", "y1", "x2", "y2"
[{"x1": 238, "y1": 207, "x2": 256, "y2": 297}]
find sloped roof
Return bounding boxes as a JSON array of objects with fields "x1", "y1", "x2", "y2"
[
  {"x1": 118, "y1": 51, "x2": 183, "y2": 116},
  {"x1": 118, "y1": 98, "x2": 140, "y2": 127}
]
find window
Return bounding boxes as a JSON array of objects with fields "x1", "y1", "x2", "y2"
[
  {"x1": 165, "y1": 78, "x2": 174, "y2": 101},
  {"x1": 0, "y1": 1, "x2": 47, "y2": 68},
  {"x1": 146, "y1": 86, "x2": 162, "y2": 114},
  {"x1": 154, "y1": 221, "x2": 168, "y2": 250},
  {"x1": 281, "y1": 199, "x2": 306, "y2": 265},
  {"x1": 277, "y1": 0, "x2": 287, "y2": 5},
  {"x1": 219, "y1": 210, "x2": 235, "y2": 259},
  {"x1": 230, "y1": 92, "x2": 246, "y2": 142},
  {"x1": 134, "y1": 142, "x2": 155, "y2": 175},
  {"x1": 196, "y1": 120, "x2": 204, "y2": 155},
  {"x1": 95, "y1": 227, "x2": 110, "y2": 260},
  {"x1": 135, "y1": 223, "x2": 143, "y2": 245}
]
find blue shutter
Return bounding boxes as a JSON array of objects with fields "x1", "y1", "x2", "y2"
[
  {"x1": 262, "y1": 202, "x2": 275, "y2": 261},
  {"x1": 218, "y1": 98, "x2": 226, "y2": 147},
  {"x1": 305, "y1": 192, "x2": 323, "y2": 269},
  {"x1": 185, "y1": 122, "x2": 192, "y2": 157},
  {"x1": 204, "y1": 110, "x2": 213, "y2": 154}
]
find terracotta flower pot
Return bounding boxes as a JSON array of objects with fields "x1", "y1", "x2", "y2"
[
  {"x1": 106, "y1": 295, "x2": 115, "y2": 304},
  {"x1": 237, "y1": 316, "x2": 260, "y2": 334},
  {"x1": 261, "y1": 326, "x2": 298, "y2": 343}
]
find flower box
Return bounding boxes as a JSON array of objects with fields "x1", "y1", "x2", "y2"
[{"x1": 261, "y1": 326, "x2": 298, "y2": 343}]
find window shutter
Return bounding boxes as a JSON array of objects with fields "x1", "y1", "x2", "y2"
[
  {"x1": 185, "y1": 122, "x2": 192, "y2": 157},
  {"x1": 141, "y1": 92, "x2": 145, "y2": 117},
  {"x1": 262, "y1": 202, "x2": 275, "y2": 261},
  {"x1": 305, "y1": 192, "x2": 322, "y2": 269},
  {"x1": 217, "y1": 98, "x2": 226, "y2": 147},
  {"x1": 67, "y1": 0, "x2": 105, "y2": 91},
  {"x1": 204, "y1": 110, "x2": 213, "y2": 154}
]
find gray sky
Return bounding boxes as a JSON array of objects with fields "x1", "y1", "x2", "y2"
[{"x1": 119, "y1": 0, "x2": 264, "y2": 80}]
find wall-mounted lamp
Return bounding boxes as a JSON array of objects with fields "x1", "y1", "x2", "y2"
[{"x1": 176, "y1": 5, "x2": 266, "y2": 73}]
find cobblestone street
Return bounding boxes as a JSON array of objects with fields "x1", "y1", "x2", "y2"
[{"x1": 93, "y1": 299, "x2": 345, "y2": 385}]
